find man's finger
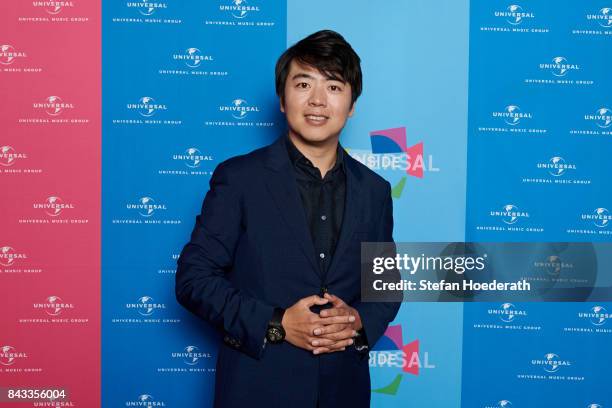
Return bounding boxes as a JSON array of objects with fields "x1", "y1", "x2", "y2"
[
  {"x1": 312, "y1": 323, "x2": 347, "y2": 336},
  {"x1": 313, "y1": 338, "x2": 354, "y2": 353},
  {"x1": 324, "y1": 292, "x2": 346, "y2": 306},
  {"x1": 319, "y1": 307, "x2": 348, "y2": 318},
  {"x1": 318, "y1": 315, "x2": 355, "y2": 325},
  {"x1": 312, "y1": 346, "x2": 347, "y2": 355},
  {"x1": 319, "y1": 328, "x2": 356, "y2": 342},
  {"x1": 302, "y1": 295, "x2": 329, "y2": 308}
]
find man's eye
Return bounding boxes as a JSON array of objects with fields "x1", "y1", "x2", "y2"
[
  {"x1": 330, "y1": 85, "x2": 342, "y2": 92},
  {"x1": 297, "y1": 82, "x2": 310, "y2": 89}
]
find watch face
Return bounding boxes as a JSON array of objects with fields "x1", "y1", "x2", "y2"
[{"x1": 267, "y1": 327, "x2": 283, "y2": 343}]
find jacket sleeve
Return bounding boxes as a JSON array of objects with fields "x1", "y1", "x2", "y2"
[
  {"x1": 352, "y1": 181, "x2": 402, "y2": 351},
  {"x1": 175, "y1": 160, "x2": 274, "y2": 360}
]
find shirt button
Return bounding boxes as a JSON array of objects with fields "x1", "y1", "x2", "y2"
[
  {"x1": 319, "y1": 253, "x2": 325, "y2": 259},
  {"x1": 321, "y1": 215, "x2": 327, "y2": 221}
]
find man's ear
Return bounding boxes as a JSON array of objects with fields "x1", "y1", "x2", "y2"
[
  {"x1": 280, "y1": 97, "x2": 285, "y2": 113},
  {"x1": 348, "y1": 101, "x2": 356, "y2": 117}
]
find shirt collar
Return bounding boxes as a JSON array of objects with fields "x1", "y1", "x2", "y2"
[{"x1": 284, "y1": 134, "x2": 345, "y2": 173}]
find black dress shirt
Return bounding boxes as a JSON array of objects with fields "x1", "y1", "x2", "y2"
[{"x1": 285, "y1": 135, "x2": 346, "y2": 278}]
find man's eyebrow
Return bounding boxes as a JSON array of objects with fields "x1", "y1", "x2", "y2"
[
  {"x1": 290, "y1": 72, "x2": 347, "y2": 83},
  {"x1": 291, "y1": 72, "x2": 315, "y2": 81}
]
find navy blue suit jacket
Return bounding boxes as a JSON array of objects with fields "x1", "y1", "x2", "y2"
[{"x1": 176, "y1": 135, "x2": 400, "y2": 408}]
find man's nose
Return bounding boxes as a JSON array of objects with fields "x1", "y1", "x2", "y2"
[{"x1": 308, "y1": 84, "x2": 327, "y2": 106}]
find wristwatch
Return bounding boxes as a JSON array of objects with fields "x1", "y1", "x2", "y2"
[{"x1": 266, "y1": 307, "x2": 286, "y2": 344}]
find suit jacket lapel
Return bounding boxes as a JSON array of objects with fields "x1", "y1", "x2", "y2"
[{"x1": 263, "y1": 137, "x2": 321, "y2": 277}]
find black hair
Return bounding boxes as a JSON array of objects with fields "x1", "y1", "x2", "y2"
[{"x1": 275, "y1": 30, "x2": 362, "y2": 106}]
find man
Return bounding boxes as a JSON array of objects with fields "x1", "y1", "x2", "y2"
[{"x1": 176, "y1": 30, "x2": 400, "y2": 408}]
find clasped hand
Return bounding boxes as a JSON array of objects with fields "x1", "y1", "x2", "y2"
[{"x1": 282, "y1": 292, "x2": 362, "y2": 355}]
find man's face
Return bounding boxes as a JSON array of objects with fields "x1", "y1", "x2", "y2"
[{"x1": 281, "y1": 60, "x2": 355, "y2": 145}]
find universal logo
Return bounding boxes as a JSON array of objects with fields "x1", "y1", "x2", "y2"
[
  {"x1": 126, "y1": 197, "x2": 167, "y2": 217},
  {"x1": 490, "y1": 204, "x2": 529, "y2": 225},
  {"x1": 578, "y1": 305, "x2": 611, "y2": 326},
  {"x1": 537, "y1": 156, "x2": 576, "y2": 177},
  {"x1": 581, "y1": 208, "x2": 611, "y2": 228},
  {"x1": 495, "y1": 4, "x2": 534, "y2": 25},
  {"x1": 172, "y1": 47, "x2": 213, "y2": 68},
  {"x1": 0, "y1": 45, "x2": 27, "y2": 65},
  {"x1": 32, "y1": 1, "x2": 75, "y2": 15},
  {"x1": 127, "y1": 97, "x2": 167, "y2": 117},
  {"x1": 584, "y1": 107, "x2": 612, "y2": 129},
  {"x1": 219, "y1": 99, "x2": 260, "y2": 120},
  {"x1": 173, "y1": 148, "x2": 212, "y2": 168},
  {"x1": 484, "y1": 401, "x2": 512, "y2": 408},
  {"x1": 33, "y1": 296, "x2": 75, "y2": 316},
  {"x1": 0, "y1": 246, "x2": 28, "y2": 267},
  {"x1": 493, "y1": 105, "x2": 532, "y2": 126},
  {"x1": 586, "y1": 8, "x2": 612, "y2": 28},
  {"x1": 126, "y1": 296, "x2": 166, "y2": 316},
  {"x1": 125, "y1": 394, "x2": 167, "y2": 407},
  {"x1": 126, "y1": 0, "x2": 168, "y2": 16},
  {"x1": 33, "y1": 196, "x2": 75, "y2": 217},
  {"x1": 172, "y1": 345, "x2": 209, "y2": 365},
  {"x1": 539, "y1": 57, "x2": 580, "y2": 77},
  {"x1": 219, "y1": 0, "x2": 260, "y2": 19},
  {"x1": 0, "y1": 346, "x2": 27, "y2": 366},
  {"x1": 531, "y1": 353, "x2": 571, "y2": 373},
  {"x1": 488, "y1": 303, "x2": 527, "y2": 323},
  {"x1": 0, "y1": 146, "x2": 27, "y2": 167},
  {"x1": 533, "y1": 255, "x2": 573, "y2": 277},
  {"x1": 33, "y1": 96, "x2": 75, "y2": 116}
]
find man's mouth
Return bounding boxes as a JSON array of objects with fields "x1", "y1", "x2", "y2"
[{"x1": 304, "y1": 114, "x2": 329, "y2": 123}]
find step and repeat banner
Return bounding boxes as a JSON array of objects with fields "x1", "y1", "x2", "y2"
[{"x1": 2, "y1": 0, "x2": 611, "y2": 407}]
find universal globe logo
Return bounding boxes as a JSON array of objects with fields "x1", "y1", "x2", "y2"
[
  {"x1": 0, "y1": 45, "x2": 27, "y2": 65},
  {"x1": 490, "y1": 204, "x2": 529, "y2": 225},
  {"x1": 34, "y1": 296, "x2": 75, "y2": 316},
  {"x1": 220, "y1": 0, "x2": 260, "y2": 19},
  {"x1": 585, "y1": 107, "x2": 612, "y2": 129},
  {"x1": 587, "y1": 7, "x2": 612, "y2": 28},
  {"x1": 540, "y1": 57, "x2": 580, "y2": 77},
  {"x1": 0, "y1": 346, "x2": 27, "y2": 366},
  {"x1": 172, "y1": 345, "x2": 206, "y2": 365},
  {"x1": 219, "y1": 99, "x2": 260, "y2": 120},
  {"x1": 495, "y1": 4, "x2": 534, "y2": 25},
  {"x1": 588, "y1": 404, "x2": 603, "y2": 408},
  {"x1": 33, "y1": 96, "x2": 75, "y2": 117},
  {"x1": 33, "y1": 196, "x2": 75, "y2": 217},
  {"x1": 0, "y1": 246, "x2": 27, "y2": 267},
  {"x1": 126, "y1": 0, "x2": 168, "y2": 16},
  {"x1": 0, "y1": 146, "x2": 27, "y2": 167},
  {"x1": 127, "y1": 296, "x2": 166, "y2": 317},
  {"x1": 538, "y1": 255, "x2": 569, "y2": 277},
  {"x1": 488, "y1": 303, "x2": 526, "y2": 323},
  {"x1": 537, "y1": 156, "x2": 576, "y2": 177},
  {"x1": 173, "y1": 48, "x2": 213, "y2": 68},
  {"x1": 125, "y1": 394, "x2": 167, "y2": 407},
  {"x1": 492, "y1": 105, "x2": 532, "y2": 126},
  {"x1": 127, "y1": 197, "x2": 167, "y2": 217},
  {"x1": 532, "y1": 353, "x2": 571, "y2": 373},
  {"x1": 579, "y1": 305, "x2": 610, "y2": 326},
  {"x1": 484, "y1": 401, "x2": 512, "y2": 408},
  {"x1": 582, "y1": 208, "x2": 611, "y2": 228},
  {"x1": 174, "y1": 148, "x2": 208, "y2": 168},
  {"x1": 32, "y1": 0, "x2": 75, "y2": 15},
  {"x1": 127, "y1": 97, "x2": 167, "y2": 118}
]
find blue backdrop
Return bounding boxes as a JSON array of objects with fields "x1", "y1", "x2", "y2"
[{"x1": 101, "y1": 1, "x2": 612, "y2": 407}]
